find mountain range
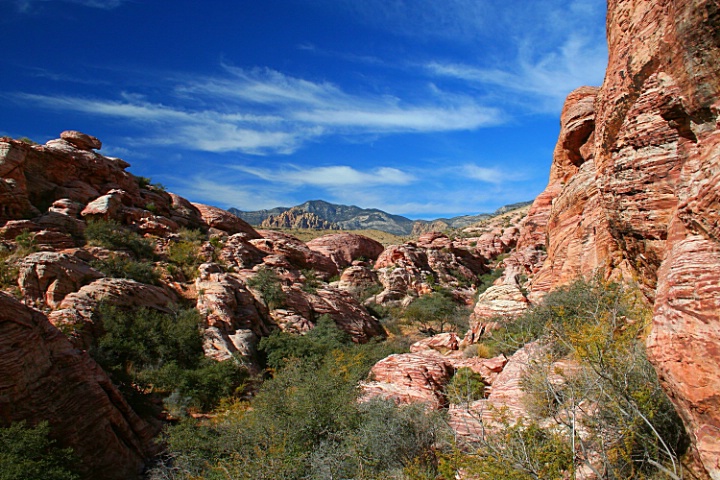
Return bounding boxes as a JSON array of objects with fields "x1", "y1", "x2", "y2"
[{"x1": 229, "y1": 200, "x2": 532, "y2": 236}]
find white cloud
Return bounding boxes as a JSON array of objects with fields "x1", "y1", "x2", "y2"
[
  {"x1": 13, "y1": 66, "x2": 501, "y2": 155},
  {"x1": 170, "y1": 176, "x2": 291, "y2": 211},
  {"x1": 426, "y1": 34, "x2": 607, "y2": 111},
  {"x1": 234, "y1": 165, "x2": 416, "y2": 187}
]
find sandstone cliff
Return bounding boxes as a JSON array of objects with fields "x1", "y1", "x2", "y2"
[{"x1": 511, "y1": 1, "x2": 720, "y2": 476}]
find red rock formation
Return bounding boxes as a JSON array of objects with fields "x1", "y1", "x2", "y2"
[
  {"x1": 306, "y1": 233, "x2": 384, "y2": 270},
  {"x1": 49, "y1": 278, "x2": 177, "y2": 349},
  {"x1": 515, "y1": 0, "x2": 720, "y2": 475},
  {"x1": 192, "y1": 203, "x2": 260, "y2": 238},
  {"x1": 19, "y1": 251, "x2": 104, "y2": 308},
  {"x1": 362, "y1": 353, "x2": 455, "y2": 408},
  {"x1": 372, "y1": 235, "x2": 487, "y2": 305},
  {"x1": 252, "y1": 230, "x2": 338, "y2": 277},
  {"x1": 0, "y1": 292, "x2": 157, "y2": 479},
  {"x1": 60, "y1": 130, "x2": 102, "y2": 150}
]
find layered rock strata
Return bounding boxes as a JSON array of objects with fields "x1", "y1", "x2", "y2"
[{"x1": 510, "y1": 1, "x2": 720, "y2": 476}]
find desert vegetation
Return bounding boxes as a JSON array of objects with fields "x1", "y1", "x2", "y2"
[{"x1": 136, "y1": 276, "x2": 687, "y2": 480}]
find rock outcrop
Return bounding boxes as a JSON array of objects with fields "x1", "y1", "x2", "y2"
[
  {"x1": 306, "y1": 233, "x2": 384, "y2": 270},
  {"x1": 260, "y1": 207, "x2": 340, "y2": 230},
  {"x1": 0, "y1": 292, "x2": 157, "y2": 479},
  {"x1": 511, "y1": 1, "x2": 720, "y2": 476}
]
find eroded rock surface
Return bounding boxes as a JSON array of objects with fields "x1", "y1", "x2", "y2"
[{"x1": 0, "y1": 292, "x2": 157, "y2": 479}]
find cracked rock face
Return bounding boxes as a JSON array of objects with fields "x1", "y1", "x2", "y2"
[
  {"x1": 513, "y1": 1, "x2": 720, "y2": 476},
  {"x1": 0, "y1": 292, "x2": 158, "y2": 479}
]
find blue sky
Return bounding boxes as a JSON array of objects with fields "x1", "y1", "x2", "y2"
[{"x1": 0, "y1": 0, "x2": 607, "y2": 219}]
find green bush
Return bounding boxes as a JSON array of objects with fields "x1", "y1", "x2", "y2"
[
  {"x1": 404, "y1": 291, "x2": 466, "y2": 334},
  {"x1": 259, "y1": 314, "x2": 351, "y2": 370},
  {"x1": 166, "y1": 230, "x2": 204, "y2": 279},
  {"x1": 91, "y1": 255, "x2": 159, "y2": 285},
  {"x1": 14, "y1": 230, "x2": 38, "y2": 257},
  {"x1": 476, "y1": 277, "x2": 689, "y2": 479},
  {"x1": 446, "y1": 367, "x2": 486, "y2": 405},
  {"x1": 0, "y1": 421, "x2": 79, "y2": 480},
  {"x1": 446, "y1": 419, "x2": 573, "y2": 480},
  {"x1": 152, "y1": 345, "x2": 446, "y2": 480},
  {"x1": 85, "y1": 219, "x2": 154, "y2": 259},
  {"x1": 300, "y1": 269, "x2": 320, "y2": 293},
  {"x1": 247, "y1": 267, "x2": 285, "y2": 310},
  {"x1": 90, "y1": 304, "x2": 246, "y2": 412},
  {"x1": 476, "y1": 267, "x2": 503, "y2": 295}
]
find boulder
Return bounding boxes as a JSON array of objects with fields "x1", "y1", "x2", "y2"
[
  {"x1": 18, "y1": 251, "x2": 104, "y2": 308},
  {"x1": 60, "y1": 130, "x2": 102, "y2": 151},
  {"x1": 192, "y1": 203, "x2": 260, "y2": 238},
  {"x1": 306, "y1": 233, "x2": 384, "y2": 270}
]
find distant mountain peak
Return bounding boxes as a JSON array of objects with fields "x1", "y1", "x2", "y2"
[{"x1": 229, "y1": 200, "x2": 533, "y2": 236}]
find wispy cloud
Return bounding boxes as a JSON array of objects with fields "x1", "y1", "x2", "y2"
[
  {"x1": 426, "y1": 34, "x2": 607, "y2": 110},
  {"x1": 234, "y1": 165, "x2": 416, "y2": 188},
  {"x1": 14, "y1": 0, "x2": 126, "y2": 13},
  {"x1": 11, "y1": 66, "x2": 501, "y2": 155}
]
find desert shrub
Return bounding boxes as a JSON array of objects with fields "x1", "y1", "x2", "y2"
[
  {"x1": 84, "y1": 219, "x2": 154, "y2": 259},
  {"x1": 247, "y1": 267, "x2": 285, "y2": 309},
  {"x1": 166, "y1": 229, "x2": 205, "y2": 279},
  {"x1": 148, "y1": 358, "x2": 249, "y2": 412},
  {"x1": 135, "y1": 176, "x2": 152, "y2": 189},
  {"x1": 473, "y1": 277, "x2": 688, "y2": 479},
  {"x1": 14, "y1": 230, "x2": 38, "y2": 257},
  {"x1": 462, "y1": 343, "x2": 492, "y2": 359},
  {"x1": 300, "y1": 269, "x2": 321, "y2": 293},
  {"x1": 476, "y1": 267, "x2": 503, "y2": 295},
  {"x1": 259, "y1": 314, "x2": 351, "y2": 370},
  {"x1": 0, "y1": 247, "x2": 19, "y2": 291},
  {"x1": 18, "y1": 136, "x2": 38, "y2": 145},
  {"x1": 0, "y1": 421, "x2": 79, "y2": 480},
  {"x1": 446, "y1": 367, "x2": 486, "y2": 405},
  {"x1": 153, "y1": 347, "x2": 446, "y2": 480},
  {"x1": 444, "y1": 419, "x2": 573, "y2": 480},
  {"x1": 91, "y1": 254, "x2": 159, "y2": 285},
  {"x1": 404, "y1": 291, "x2": 466, "y2": 334},
  {"x1": 91, "y1": 304, "x2": 246, "y2": 412}
]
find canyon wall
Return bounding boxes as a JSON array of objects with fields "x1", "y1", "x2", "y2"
[{"x1": 521, "y1": 0, "x2": 720, "y2": 476}]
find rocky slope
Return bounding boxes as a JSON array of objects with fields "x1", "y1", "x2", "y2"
[{"x1": 0, "y1": 132, "x2": 389, "y2": 478}]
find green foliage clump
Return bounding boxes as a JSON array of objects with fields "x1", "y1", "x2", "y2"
[
  {"x1": 300, "y1": 269, "x2": 321, "y2": 293},
  {"x1": 91, "y1": 304, "x2": 246, "y2": 412},
  {"x1": 18, "y1": 136, "x2": 38, "y2": 145},
  {"x1": 0, "y1": 232, "x2": 41, "y2": 293},
  {"x1": 84, "y1": 219, "x2": 154, "y2": 259},
  {"x1": 471, "y1": 277, "x2": 689, "y2": 479},
  {"x1": 14, "y1": 230, "x2": 38, "y2": 257},
  {"x1": 476, "y1": 267, "x2": 503, "y2": 296},
  {"x1": 135, "y1": 175, "x2": 166, "y2": 191},
  {"x1": 446, "y1": 367, "x2": 486, "y2": 405},
  {"x1": 404, "y1": 290, "x2": 466, "y2": 334},
  {"x1": 166, "y1": 229, "x2": 205, "y2": 280},
  {"x1": 259, "y1": 314, "x2": 351, "y2": 370},
  {"x1": 247, "y1": 267, "x2": 286, "y2": 310},
  {"x1": 151, "y1": 345, "x2": 445, "y2": 480},
  {"x1": 443, "y1": 418, "x2": 573, "y2": 480},
  {"x1": 91, "y1": 255, "x2": 159, "y2": 285},
  {"x1": 0, "y1": 421, "x2": 79, "y2": 480}
]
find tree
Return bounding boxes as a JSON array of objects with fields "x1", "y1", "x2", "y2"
[
  {"x1": 0, "y1": 421, "x2": 79, "y2": 480},
  {"x1": 404, "y1": 291, "x2": 465, "y2": 334}
]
